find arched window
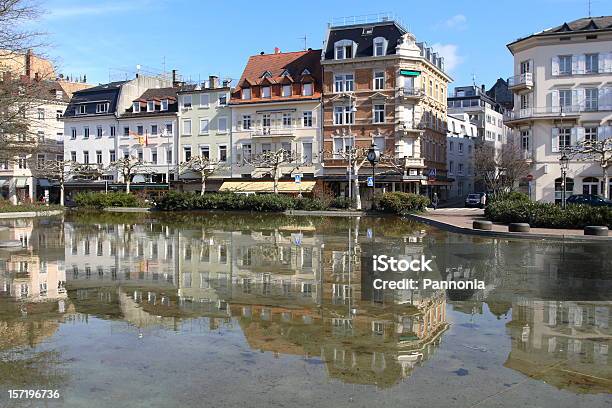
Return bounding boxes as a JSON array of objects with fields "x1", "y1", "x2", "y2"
[
  {"x1": 334, "y1": 39, "x2": 355, "y2": 59},
  {"x1": 582, "y1": 176, "x2": 599, "y2": 196},
  {"x1": 373, "y1": 37, "x2": 387, "y2": 56},
  {"x1": 554, "y1": 177, "x2": 574, "y2": 204}
]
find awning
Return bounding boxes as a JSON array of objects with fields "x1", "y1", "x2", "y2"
[
  {"x1": 421, "y1": 180, "x2": 453, "y2": 186},
  {"x1": 219, "y1": 181, "x2": 316, "y2": 194},
  {"x1": 38, "y1": 179, "x2": 51, "y2": 187},
  {"x1": 15, "y1": 178, "x2": 28, "y2": 188},
  {"x1": 0, "y1": 179, "x2": 6, "y2": 188}
]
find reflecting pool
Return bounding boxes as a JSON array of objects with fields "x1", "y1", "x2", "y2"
[{"x1": 0, "y1": 212, "x2": 610, "y2": 407}]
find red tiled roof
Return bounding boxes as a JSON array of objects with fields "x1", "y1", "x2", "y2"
[{"x1": 231, "y1": 49, "x2": 322, "y2": 104}]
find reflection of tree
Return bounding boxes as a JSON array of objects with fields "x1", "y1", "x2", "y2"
[{"x1": 0, "y1": 350, "x2": 68, "y2": 388}]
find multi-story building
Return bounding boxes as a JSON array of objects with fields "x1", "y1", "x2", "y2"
[
  {"x1": 177, "y1": 76, "x2": 232, "y2": 192},
  {"x1": 446, "y1": 113, "x2": 477, "y2": 200},
  {"x1": 117, "y1": 87, "x2": 180, "y2": 184},
  {"x1": 62, "y1": 74, "x2": 172, "y2": 192},
  {"x1": 505, "y1": 16, "x2": 612, "y2": 202},
  {"x1": 228, "y1": 49, "x2": 322, "y2": 192},
  {"x1": 320, "y1": 16, "x2": 452, "y2": 204}
]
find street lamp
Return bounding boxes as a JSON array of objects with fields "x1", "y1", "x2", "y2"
[
  {"x1": 367, "y1": 143, "x2": 380, "y2": 209},
  {"x1": 559, "y1": 152, "x2": 569, "y2": 209},
  {"x1": 346, "y1": 93, "x2": 357, "y2": 207}
]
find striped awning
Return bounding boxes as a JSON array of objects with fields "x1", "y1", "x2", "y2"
[
  {"x1": 219, "y1": 181, "x2": 315, "y2": 193},
  {"x1": 15, "y1": 178, "x2": 28, "y2": 188}
]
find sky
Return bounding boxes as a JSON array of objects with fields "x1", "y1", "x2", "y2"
[{"x1": 29, "y1": 0, "x2": 610, "y2": 90}]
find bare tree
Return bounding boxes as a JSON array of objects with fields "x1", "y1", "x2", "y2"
[
  {"x1": 570, "y1": 137, "x2": 612, "y2": 199},
  {"x1": 241, "y1": 149, "x2": 303, "y2": 194},
  {"x1": 179, "y1": 155, "x2": 228, "y2": 195},
  {"x1": 474, "y1": 141, "x2": 529, "y2": 196},
  {"x1": 108, "y1": 156, "x2": 147, "y2": 194},
  {"x1": 32, "y1": 159, "x2": 86, "y2": 205}
]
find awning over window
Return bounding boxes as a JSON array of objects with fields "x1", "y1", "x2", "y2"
[
  {"x1": 38, "y1": 179, "x2": 51, "y2": 187},
  {"x1": 15, "y1": 178, "x2": 28, "y2": 188},
  {"x1": 219, "y1": 181, "x2": 316, "y2": 194}
]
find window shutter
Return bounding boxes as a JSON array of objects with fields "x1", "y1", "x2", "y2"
[
  {"x1": 571, "y1": 55, "x2": 578, "y2": 74},
  {"x1": 551, "y1": 128, "x2": 559, "y2": 153},
  {"x1": 607, "y1": 126, "x2": 612, "y2": 141},
  {"x1": 600, "y1": 52, "x2": 608, "y2": 73},
  {"x1": 570, "y1": 127, "x2": 577, "y2": 146},
  {"x1": 552, "y1": 56, "x2": 559, "y2": 76},
  {"x1": 577, "y1": 54, "x2": 586, "y2": 74},
  {"x1": 572, "y1": 89, "x2": 579, "y2": 111},
  {"x1": 577, "y1": 88, "x2": 585, "y2": 111},
  {"x1": 605, "y1": 87, "x2": 612, "y2": 110},
  {"x1": 576, "y1": 127, "x2": 585, "y2": 143},
  {"x1": 551, "y1": 90, "x2": 559, "y2": 112},
  {"x1": 528, "y1": 59, "x2": 533, "y2": 74},
  {"x1": 597, "y1": 126, "x2": 606, "y2": 141}
]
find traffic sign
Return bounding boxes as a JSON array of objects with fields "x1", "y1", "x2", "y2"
[
  {"x1": 294, "y1": 174, "x2": 302, "y2": 184},
  {"x1": 367, "y1": 176, "x2": 374, "y2": 187}
]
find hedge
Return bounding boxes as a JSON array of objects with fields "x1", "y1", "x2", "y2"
[
  {"x1": 0, "y1": 200, "x2": 63, "y2": 213},
  {"x1": 374, "y1": 192, "x2": 430, "y2": 215},
  {"x1": 74, "y1": 192, "x2": 148, "y2": 209},
  {"x1": 485, "y1": 200, "x2": 612, "y2": 229}
]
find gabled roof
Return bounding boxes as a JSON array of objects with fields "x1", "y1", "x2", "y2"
[
  {"x1": 63, "y1": 81, "x2": 126, "y2": 118},
  {"x1": 122, "y1": 86, "x2": 190, "y2": 118},
  {"x1": 324, "y1": 21, "x2": 405, "y2": 60}
]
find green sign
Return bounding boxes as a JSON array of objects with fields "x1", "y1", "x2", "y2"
[{"x1": 400, "y1": 69, "x2": 421, "y2": 77}]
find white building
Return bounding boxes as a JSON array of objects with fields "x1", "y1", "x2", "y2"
[
  {"x1": 446, "y1": 113, "x2": 477, "y2": 200},
  {"x1": 505, "y1": 16, "x2": 612, "y2": 202},
  {"x1": 62, "y1": 75, "x2": 172, "y2": 190}
]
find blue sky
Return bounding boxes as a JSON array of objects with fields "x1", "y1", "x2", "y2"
[{"x1": 32, "y1": 0, "x2": 608, "y2": 90}]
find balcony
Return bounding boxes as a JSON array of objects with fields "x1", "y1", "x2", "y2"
[
  {"x1": 504, "y1": 105, "x2": 584, "y2": 123},
  {"x1": 398, "y1": 121, "x2": 426, "y2": 135},
  {"x1": 507, "y1": 73, "x2": 533, "y2": 92},
  {"x1": 250, "y1": 127, "x2": 295, "y2": 137},
  {"x1": 397, "y1": 87, "x2": 425, "y2": 101}
]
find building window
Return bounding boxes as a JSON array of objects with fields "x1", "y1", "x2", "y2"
[
  {"x1": 199, "y1": 119, "x2": 209, "y2": 134},
  {"x1": 96, "y1": 103, "x2": 109, "y2": 113},
  {"x1": 110, "y1": 150, "x2": 116, "y2": 162},
  {"x1": 183, "y1": 119, "x2": 192, "y2": 135},
  {"x1": 303, "y1": 111, "x2": 313, "y2": 127},
  {"x1": 585, "y1": 53, "x2": 598, "y2": 74},
  {"x1": 70, "y1": 151, "x2": 76, "y2": 162},
  {"x1": 137, "y1": 150, "x2": 143, "y2": 161},
  {"x1": 449, "y1": 161, "x2": 454, "y2": 174},
  {"x1": 110, "y1": 126, "x2": 116, "y2": 137},
  {"x1": 122, "y1": 126, "x2": 129, "y2": 137},
  {"x1": 335, "y1": 40, "x2": 353, "y2": 59},
  {"x1": 334, "y1": 105, "x2": 354, "y2": 125},
  {"x1": 585, "y1": 127, "x2": 597, "y2": 141},
  {"x1": 242, "y1": 115, "x2": 251, "y2": 130},
  {"x1": 585, "y1": 88, "x2": 598, "y2": 111},
  {"x1": 458, "y1": 163, "x2": 464, "y2": 175},
  {"x1": 242, "y1": 143, "x2": 252, "y2": 161},
  {"x1": 165, "y1": 123, "x2": 173, "y2": 135},
  {"x1": 152, "y1": 150, "x2": 158, "y2": 164},
  {"x1": 520, "y1": 60, "x2": 530, "y2": 74},
  {"x1": 303, "y1": 83, "x2": 313, "y2": 96},
  {"x1": 218, "y1": 93, "x2": 227, "y2": 106},
  {"x1": 37, "y1": 108, "x2": 45, "y2": 119},
  {"x1": 83, "y1": 151, "x2": 89, "y2": 164},
  {"x1": 183, "y1": 95, "x2": 192, "y2": 108},
  {"x1": 147, "y1": 101, "x2": 155, "y2": 112},
  {"x1": 200, "y1": 146, "x2": 210, "y2": 160},
  {"x1": 262, "y1": 86, "x2": 271, "y2": 98},
  {"x1": 373, "y1": 37, "x2": 386, "y2": 56},
  {"x1": 218, "y1": 117, "x2": 228, "y2": 133},
  {"x1": 183, "y1": 146, "x2": 192, "y2": 161},
  {"x1": 70, "y1": 127, "x2": 76, "y2": 139},
  {"x1": 373, "y1": 104, "x2": 385, "y2": 123},
  {"x1": 559, "y1": 55, "x2": 572, "y2": 75},
  {"x1": 521, "y1": 130, "x2": 530, "y2": 150},
  {"x1": 559, "y1": 89, "x2": 572, "y2": 109},
  {"x1": 96, "y1": 150, "x2": 102, "y2": 164},
  {"x1": 166, "y1": 148, "x2": 172, "y2": 164},
  {"x1": 262, "y1": 114, "x2": 271, "y2": 129},
  {"x1": 133, "y1": 102, "x2": 140, "y2": 113},
  {"x1": 282, "y1": 113, "x2": 292, "y2": 128},
  {"x1": 77, "y1": 105, "x2": 86, "y2": 115},
  {"x1": 137, "y1": 125, "x2": 144, "y2": 136},
  {"x1": 36, "y1": 154, "x2": 44, "y2": 169},
  {"x1": 559, "y1": 127, "x2": 571, "y2": 149},
  {"x1": 83, "y1": 127, "x2": 89, "y2": 139},
  {"x1": 373, "y1": 71, "x2": 384, "y2": 90},
  {"x1": 151, "y1": 124, "x2": 158, "y2": 135},
  {"x1": 334, "y1": 74, "x2": 354, "y2": 93},
  {"x1": 199, "y1": 94, "x2": 209, "y2": 107},
  {"x1": 520, "y1": 94, "x2": 529, "y2": 109},
  {"x1": 282, "y1": 84, "x2": 292, "y2": 97},
  {"x1": 242, "y1": 88, "x2": 251, "y2": 100},
  {"x1": 218, "y1": 145, "x2": 227, "y2": 162},
  {"x1": 161, "y1": 99, "x2": 169, "y2": 111}
]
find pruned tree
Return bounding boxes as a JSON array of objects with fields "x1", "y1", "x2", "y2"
[
  {"x1": 32, "y1": 159, "x2": 86, "y2": 205},
  {"x1": 570, "y1": 137, "x2": 612, "y2": 199},
  {"x1": 241, "y1": 148, "x2": 303, "y2": 194},
  {"x1": 108, "y1": 156, "x2": 148, "y2": 193},
  {"x1": 474, "y1": 140, "x2": 529, "y2": 196},
  {"x1": 179, "y1": 155, "x2": 228, "y2": 195}
]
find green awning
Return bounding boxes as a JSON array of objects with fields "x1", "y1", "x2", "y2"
[
  {"x1": 400, "y1": 69, "x2": 421, "y2": 77},
  {"x1": 15, "y1": 178, "x2": 28, "y2": 188}
]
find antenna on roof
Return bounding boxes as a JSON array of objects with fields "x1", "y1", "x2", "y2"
[
  {"x1": 299, "y1": 35, "x2": 307, "y2": 50},
  {"x1": 588, "y1": 0, "x2": 591, "y2": 17},
  {"x1": 472, "y1": 73, "x2": 476, "y2": 88}
]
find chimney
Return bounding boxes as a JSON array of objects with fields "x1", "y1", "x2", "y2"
[
  {"x1": 222, "y1": 79, "x2": 231, "y2": 88},
  {"x1": 274, "y1": 47, "x2": 281, "y2": 54},
  {"x1": 209, "y1": 75, "x2": 219, "y2": 89},
  {"x1": 172, "y1": 69, "x2": 178, "y2": 87},
  {"x1": 481, "y1": 84, "x2": 485, "y2": 93},
  {"x1": 25, "y1": 49, "x2": 33, "y2": 78}
]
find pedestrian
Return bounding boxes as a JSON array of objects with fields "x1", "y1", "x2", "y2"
[{"x1": 432, "y1": 193, "x2": 439, "y2": 210}]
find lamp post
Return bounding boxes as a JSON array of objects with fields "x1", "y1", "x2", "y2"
[
  {"x1": 367, "y1": 143, "x2": 380, "y2": 209},
  {"x1": 346, "y1": 93, "x2": 357, "y2": 207},
  {"x1": 559, "y1": 152, "x2": 569, "y2": 209}
]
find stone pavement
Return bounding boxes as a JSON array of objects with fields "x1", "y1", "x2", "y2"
[{"x1": 410, "y1": 208, "x2": 611, "y2": 240}]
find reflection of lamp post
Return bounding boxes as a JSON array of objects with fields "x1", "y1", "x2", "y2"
[
  {"x1": 367, "y1": 143, "x2": 380, "y2": 209},
  {"x1": 346, "y1": 93, "x2": 357, "y2": 207},
  {"x1": 559, "y1": 152, "x2": 569, "y2": 209}
]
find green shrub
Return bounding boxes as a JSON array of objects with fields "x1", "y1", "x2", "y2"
[
  {"x1": 489, "y1": 191, "x2": 530, "y2": 204},
  {"x1": 74, "y1": 192, "x2": 147, "y2": 209},
  {"x1": 0, "y1": 199, "x2": 63, "y2": 213},
  {"x1": 294, "y1": 197, "x2": 328, "y2": 211},
  {"x1": 329, "y1": 196, "x2": 353, "y2": 209},
  {"x1": 375, "y1": 192, "x2": 430, "y2": 215},
  {"x1": 485, "y1": 200, "x2": 612, "y2": 229},
  {"x1": 156, "y1": 192, "x2": 310, "y2": 212}
]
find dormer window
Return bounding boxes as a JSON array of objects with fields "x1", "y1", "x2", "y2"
[
  {"x1": 373, "y1": 37, "x2": 387, "y2": 57},
  {"x1": 262, "y1": 86, "x2": 271, "y2": 98},
  {"x1": 147, "y1": 100, "x2": 155, "y2": 112},
  {"x1": 335, "y1": 39, "x2": 355, "y2": 60},
  {"x1": 261, "y1": 71, "x2": 272, "y2": 78},
  {"x1": 281, "y1": 69, "x2": 290, "y2": 77},
  {"x1": 77, "y1": 105, "x2": 86, "y2": 115},
  {"x1": 303, "y1": 83, "x2": 313, "y2": 96},
  {"x1": 301, "y1": 68, "x2": 311, "y2": 75},
  {"x1": 55, "y1": 90, "x2": 63, "y2": 100},
  {"x1": 96, "y1": 102, "x2": 109, "y2": 113},
  {"x1": 133, "y1": 102, "x2": 140, "y2": 113},
  {"x1": 161, "y1": 99, "x2": 168, "y2": 111},
  {"x1": 282, "y1": 84, "x2": 292, "y2": 97},
  {"x1": 362, "y1": 27, "x2": 373, "y2": 35},
  {"x1": 242, "y1": 88, "x2": 251, "y2": 100}
]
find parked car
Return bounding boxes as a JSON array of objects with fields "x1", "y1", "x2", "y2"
[
  {"x1": 566, "y1": 194, "x2": 612, "y2": 207},
  {"x1": 465, "y1": 193, "x2": 486, "y2": 208}
]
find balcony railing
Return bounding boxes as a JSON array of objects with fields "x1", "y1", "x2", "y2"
[
  {"x1": 504, "y1": 105, "x2": 592, "y2": 122},
  {"x1": 507, "y1": 73, "x2": 533, "y2": 89},
  {"x1": 250, "y1": 127, "x2": 295, "y2": 137}
]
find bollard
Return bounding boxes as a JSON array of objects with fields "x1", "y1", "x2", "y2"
[
  {"x1": 473, "y1": 220, "x2": 493, "y2": 230},
  {"x1": 584, "y1": 226, "x2": 609, "y2": 236},
  {"x1": 508, "y1": 223, "x2": 530, "y2": 233}
]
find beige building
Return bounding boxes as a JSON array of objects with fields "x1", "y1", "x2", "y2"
[{"x1": 505, "y1": 16, "x2": 612, "y2": 202}]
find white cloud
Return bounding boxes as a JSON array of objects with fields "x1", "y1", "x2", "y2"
[
  {"x1": 431, "y1": 43, "x2": 464, "y2": 72},
  {"x1": 45, "y1": 2, "x2": 150, "y2": 19},
  {"x1": 439, "y1": 14, "x2": 468, "y2": 30}
]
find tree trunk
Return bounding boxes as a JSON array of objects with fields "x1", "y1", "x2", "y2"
[
  {"x1": 201, "y1": 174, "x2": 206, "y2": 196},
  {"x1": 60, "y1": 183, "x2": 65, "y2": 206},
  {"x1": 353, "y1": 162, "x2": 361, "y2": 210},
  {"x1": 603, "y1": 166, "x2": 609, "y2": 200},
  {"x1": 273, "y1": 167, "x2": 279, "y2": 194},
  {"x1": 126, "y1": 179, "x2": 131, "y2": 194}
]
